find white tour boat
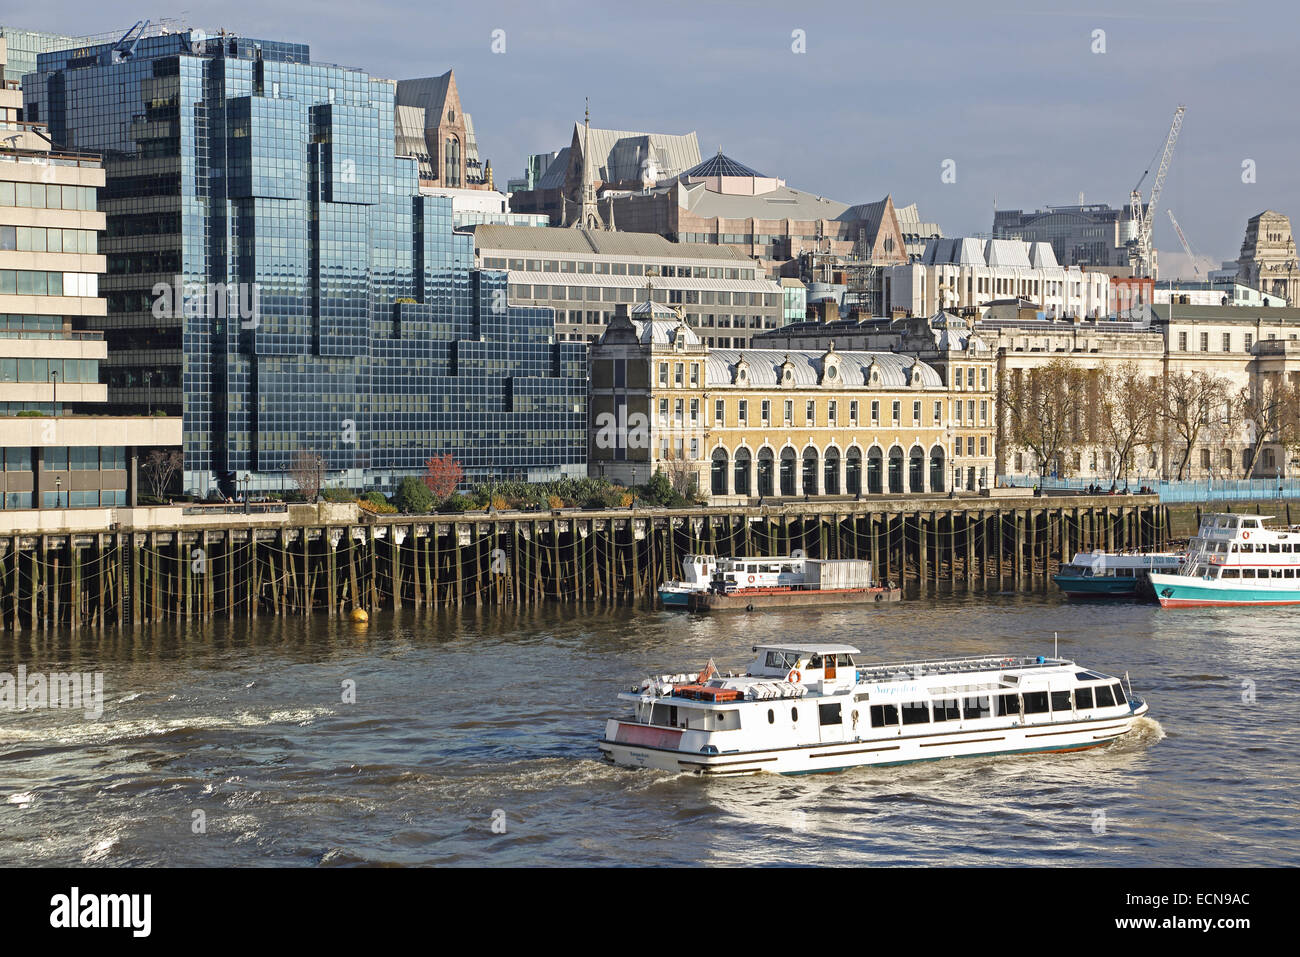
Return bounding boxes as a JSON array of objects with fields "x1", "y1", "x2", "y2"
[
  {"x1": 599, "y1": 643, "x2": 1148, "y2": 775},
  {"x1": 1148, "y1": 512, "x2": 1300, "y2": 607},
  {"x1": 659, "y1": 554, "x2": 808, "y2": 607}
]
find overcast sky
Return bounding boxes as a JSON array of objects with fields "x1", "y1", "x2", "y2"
[{"x1": 13, "y1": 0, "x2": 1300, "y2": 275}]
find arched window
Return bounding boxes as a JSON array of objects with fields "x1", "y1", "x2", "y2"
[
  {"x1": 779, "y1": 447, "x2": 797, "y2": 496},
  {"x1": 757, "y1": 448, "x2": 775, "y2": 498},
  {"x1": 711, "y1": 448, "x2": 729, "y2": 496},
  {"x1": 444, "y1": 136, "x2": 461, "y2": 186}
]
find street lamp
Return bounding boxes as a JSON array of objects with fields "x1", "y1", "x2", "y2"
[
  {"x1": 241, "y1": 474, "x2": 251, "y2": 514},
  {"x1": 49, "y1": 368, "x2": 57, "y2": 414},
  {"x1": 55, "y1": 474, "x2": 62, "y2": 509}
]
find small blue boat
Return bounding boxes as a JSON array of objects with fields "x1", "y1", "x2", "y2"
[{"x1": 1052, "y1": 550, "x2": 1183, "y2": 598}]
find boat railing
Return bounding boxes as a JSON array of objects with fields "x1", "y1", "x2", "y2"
[{"x1": 853, "y1": 654, "x2": 1067, "y2": 682}]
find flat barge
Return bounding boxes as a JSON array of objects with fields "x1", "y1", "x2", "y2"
[{"x1": 688, "y1": 585, "x2": 902, "y2": 611}]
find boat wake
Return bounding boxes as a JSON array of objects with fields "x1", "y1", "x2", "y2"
[{"x1": 1108, "y1": 716, "x2": 1166, "y2": 753}]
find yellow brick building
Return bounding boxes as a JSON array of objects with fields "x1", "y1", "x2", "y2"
[{"x1": 589, "y1": 300, "x2": 996, "y2": 500}]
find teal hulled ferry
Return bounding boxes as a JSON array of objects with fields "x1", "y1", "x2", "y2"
[{"x1": 1148, "y1": 513, "x2": 1300, "y2": 607}]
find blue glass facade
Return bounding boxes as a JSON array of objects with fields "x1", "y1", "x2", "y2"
[{"x1": 25, "y1": 32, "x2": 586, "y2": 494}]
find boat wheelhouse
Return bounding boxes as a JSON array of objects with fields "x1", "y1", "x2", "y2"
[
  {"x1": 1052, "y1": 550, "x2": 1183, "y2": 598},
  {"x1": 1149, "y1": 513, "x2": 1300, "y2": 607},
  {"x1": 658, "y1": 555, "x2": 719, "y2": 607},
  {"x1": 599, "y1": 643, "x2": 1148, "y2": 775}
]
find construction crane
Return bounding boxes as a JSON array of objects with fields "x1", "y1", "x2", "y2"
[
  {"x1": 1166, "y1": 210, "x2": 1201, "y2": 278},
  {"x1": 1128, "y1": 104, "x2": 1185, "y2": 279}
]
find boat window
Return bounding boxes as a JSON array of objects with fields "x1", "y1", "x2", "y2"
[
  {"x1": 930, "y1": 696, "x2": 961, "y2": 717},
  {"x1": 1284, "y1": 544, "x2": 1293, "y2": 553},
  {"x1": 854, "y1": 692, "x2": 870, "y2": 703},
  {"x1": 807, "y1": 655, "x2": 824, "y2": 669},
  {"x1": 1022, "y1": 692, "x2": 1049, "y2": 714},
  {"x1": 1075, "y1": 687, "x2": 1093, "y2": 709},
  {"x1": 765, "y1": 651, "x2": 797, "y2": 670},
  {"x1": 963, "y1": 695, "x2": 992, "y2": 719},
  {"x1": 1270, "y1": 544, "x2": 1281, "y2": 553},
  {"x1": 1050, "y1": 690, "x2": 1072, "y2": 712},
  {"x1": 781, "y1": 564, "x2": 794, "y2": 573},
  {"x1": 1273, "y1": 569, "x2": 1284, "y2": 579},
  {"x1": 768, "y1": 709, "x2": 775, "y2": 725},
  {"x1": 996, "y1": 693, "x2": 1020, "y2": 716},
  {"x1": 1095, "y1": 685, "x2": 1116, "y2": 708},
  {"x1": 870, "y1": 704, "x2": 898, "y2": 727},
  {"x1": 1243, "y1": 569, "x2": 1256, "y2": 579},
  {"x1": 837, "y1": 654, "x2": 856, "y2": 667},
  {"x1": 791, "y1": 707, "x2": 799, "y2": 723},
  {"x1": 1112, "y1": 684, "x2": 1126, "y2": 706},
  {"x1": 1287, "y1": 569, "x2": 1296, "y2": 579},
  {"x1": 901, "y1": 702, "x2": 931, "y2": 725},
  {"x1": 819, "y1": 703, "x2": 843, "y2": 726},
  {"x1": 1222, "y1": 569, "x2": 1240, "y2": 579}
]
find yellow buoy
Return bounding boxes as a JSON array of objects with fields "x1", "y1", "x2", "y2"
[{"x1": 349, "y1": 607, "x2": 369, "y2": 623}]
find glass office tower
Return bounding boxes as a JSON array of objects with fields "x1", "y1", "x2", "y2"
[{"x1": 24, "y1": 31, "x2": 585, "y2": 496}]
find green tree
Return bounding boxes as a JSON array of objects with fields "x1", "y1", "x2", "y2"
[{"x1": 394, "y1": 475, "x2": 434, "y2": 513}]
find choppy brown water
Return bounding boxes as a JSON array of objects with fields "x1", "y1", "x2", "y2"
[{"x1": 1, "y1": 592, "x2": 1296, "y2": 866}]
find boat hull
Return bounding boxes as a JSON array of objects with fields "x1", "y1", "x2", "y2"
[
  {"x1": 658, "y1": 588, "x2": 696, "y2": 608},
  {"x1": 598, "y1": 703, "x2": 1147, "y2": 776},
  {"x1": 1148, "y1": 572, "x2": 1300, "y2": 607},
  {"x1": 1051, "y1": 575, "x2": 1140, "y2": 598},
  {"x1": 687, "y1": 586, "x2": 902, "y2": 612}
]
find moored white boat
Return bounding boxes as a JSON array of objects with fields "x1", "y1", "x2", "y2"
[
  {"x1": 658, "y1": 555, "x2": 718, "y2": 607},
  {"x1": 599, "y1": 643, "x2": 1149, "y2": 775},
  {"x1": 1149, "y1": 512, "x2": 1300, "y2": 607}
]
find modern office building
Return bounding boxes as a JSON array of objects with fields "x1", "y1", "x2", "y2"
[
  {"x1": 992, "y1": 202, "x2": 1141, "y2": 271},
  {"x1": 25, "y1": 29, "x2": 586, "y2": 496},
  {"x1": 0, "y1": 26, "x2": 97, "y2": 87},
  {"x1": 469, "y1": 224, "x2": 783, "y2": 347},
  {"x1": 590, "y1": 298, "x2": 993, "y2": 499},
  {"x1": 2, "y1": 34, "x2": 181, "y2": 516},
  {"x1": 506, "y1": 151, "x2": 560, "y2": 195}
]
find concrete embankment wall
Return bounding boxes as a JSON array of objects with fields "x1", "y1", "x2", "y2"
[
  {"x1": 0, "y1": 494, "x2": 1164, "y2": 630},
  {"x1": 1162, "y1": 500, "x2": 1300, "y2": 540}
]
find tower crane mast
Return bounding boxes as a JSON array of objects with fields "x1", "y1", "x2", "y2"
[{"x1": 1128, "y1": 105, "x2": 1185, "y2": 279}]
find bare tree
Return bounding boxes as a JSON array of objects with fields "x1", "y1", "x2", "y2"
[
  {"x1": 290, "y1": 451, "x2": 326, "y2": 502},
  {"x1": 143, "y1": 450, "x2": 183, "y2": 500},
  {"x1": 1239, "y1": 375, "x2": 1300, "y2": 477},
  {"x1": 998, "y1": 359, "x2": 1092, "y2": 480},
  {"x1": 1161, "y1": 371, "x2": 1233, "y2": 479},
  {"x1": 661, "y1": 445, "x2": 702, "y2": 499},
  {"x1": 1096, "y1": 364, "x2": 1160, "y2": 486}
]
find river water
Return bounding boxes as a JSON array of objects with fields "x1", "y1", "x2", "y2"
[{"x1": 1, "y1": 592, "x2": 1296, "y2": 867}]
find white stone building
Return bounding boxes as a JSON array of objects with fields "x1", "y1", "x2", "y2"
[{"x1": 884, "y1": 237, "x2": 1110, "y2": 321}]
